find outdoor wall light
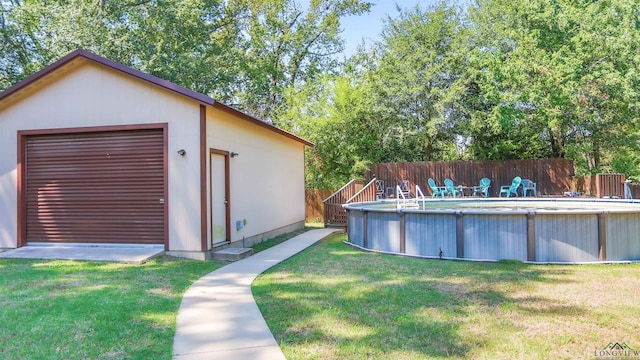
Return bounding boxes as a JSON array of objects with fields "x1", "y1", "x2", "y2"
[
  {"x1": 177, "y1": 149, "x2": 186, "y2": 156},
  {"x1": 230, "y1": 152, "x2": 239, "y2": 157}
]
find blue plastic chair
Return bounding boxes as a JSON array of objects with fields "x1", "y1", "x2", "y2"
[
  {"x1": 472, "y1": 178, "x2": 491, "y2": 197},
  {"x1": 427, "y1": 178, "x2": 447, "y2": 198},
  {"x1": 521, "y1": 179, "x2": 537, "y2": 197},
  {"x1": 499, "y1": 176, "x2": 521, "y2": 197},
  {"x1": 444, "y1": 178, "x2": 463, "y2": 198}
]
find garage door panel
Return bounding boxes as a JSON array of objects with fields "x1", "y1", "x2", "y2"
[{"x1": 25, "y1": 129, "x2": 165, "y2": 245}]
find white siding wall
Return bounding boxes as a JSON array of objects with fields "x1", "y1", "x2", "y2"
[
  {"x1": 0, "y1": 63, "x2": 201, "y2": 251},
  {"x1": 0, "y1": 131, "x2": 17, "y2": 248},
  {"x1": 206, "y1": 107, "x2": 305, "y2": 244}
]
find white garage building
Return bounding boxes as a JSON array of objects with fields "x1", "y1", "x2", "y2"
[{"x1": 0, "y1": 49, "x2": 311, "y2": 259}]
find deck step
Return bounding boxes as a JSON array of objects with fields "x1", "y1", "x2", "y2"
[{"x1": 212, "y1": 247, "x2": 253, "y2": 262}]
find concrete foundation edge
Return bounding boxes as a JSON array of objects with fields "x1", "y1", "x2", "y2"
[{"x1": 166, "y1": 220, "x2": 306, "y2": 260}]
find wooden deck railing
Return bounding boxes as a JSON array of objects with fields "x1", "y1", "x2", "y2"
[
  {"x1": 323, "y1": 178, "x2": 378, "y2": 227},
  {"x1": 323, "y1": 180, "x2": 361, "y2": 227},
  {"x1": 347, "y1": 178, "x2": 378, "y2": 204}
]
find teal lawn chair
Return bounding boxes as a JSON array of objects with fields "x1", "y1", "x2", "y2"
[
  {"x1": 444, "y1": 178, "x2": 463, "y2": 197},
  {"x1": 521, "y1": 179, "x2": 537, "y2": 197},
  {"x1": 427, "y1": 178, "x2": 447, "y2": 198},
  {"x1": 472, "y1": 178, "x2": 491, "y2": 197},
  {"x1": 499, "y1": 176, "x2": 521, "y2": 197}
]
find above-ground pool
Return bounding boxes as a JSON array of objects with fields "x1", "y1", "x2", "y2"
[{"x1": 343, "y1": 198, "x2": 640, "y2": 264}]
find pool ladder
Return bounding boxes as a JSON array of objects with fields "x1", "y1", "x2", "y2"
[{"x1": 396, "y1": 185, "x2": 427, "y2": 208}]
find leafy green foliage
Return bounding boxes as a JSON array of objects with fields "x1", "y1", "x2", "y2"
[
  {"x1": 462, "y1": 0, "x2": 640, "y2": 172},
  {"x1": 223, "y1": 0, "x2": 371, "y2": 121},
  {"x1": 372, "y1": 4, "x2": 463, "y2": 161},
  {"x1": 3, "y1": 0, "x2": 640, "y2": 186},
  {"x1": 277, "y1": 3, "x2": 466, "y2": 188},
  {"x1": 277, "y1": 73, "x2": 377, "y2": 188},
  {"x1": 1, "y1": 0, "x2": 233, "y2": 93},
  {"x1": 0, "y1": 0, "x2": 370, "y2": 120}
]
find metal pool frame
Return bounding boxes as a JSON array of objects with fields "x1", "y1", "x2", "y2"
[{"x1": 343, "y1": 198, "x2": 640, "y2": 264}]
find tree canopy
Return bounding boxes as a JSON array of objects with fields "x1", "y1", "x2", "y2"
[
  {"x1": 280, "y1": 0, "x2": 640, "y2": 187},
  {"x1": 2, "y1": 0, "x2": 639, "y2": 188},
  {"x1": 0, "y1": 0, "x2": 370, "y2": 121}
]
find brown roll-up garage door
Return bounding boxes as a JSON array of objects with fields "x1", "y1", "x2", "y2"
[{"x1": 25, "y1": 128, "x2": 165, "y2": 245}]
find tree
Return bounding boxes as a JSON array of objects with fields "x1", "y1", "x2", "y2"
[
  {"x1": 463, "y1": 0, "x2": 640, "y2": 172},
  {"x1": 219, "y1": 0, "x2": 371, "y2": 121},
  {"x1": 0, "y1": 0, "x2": 371, "y2": 124},
  {"x1": 6, "y1": 0, "x2": 640, "y2": 185},
  {"x1": 275, "y1": 3, "x2": 468, "y2": 188},
  {"x1": 371, "y1": 3, "x2": 465, "y2": 162},
  {"x1": 1, "y1": 0, "x2": 238, "y2": 92},
  {"x1": 276, "y1": 68, "x2": 381, "y2": 189}
]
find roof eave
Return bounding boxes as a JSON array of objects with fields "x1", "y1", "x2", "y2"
[
  {"x1": 0, "y1": 48, "x2": 313, "y2": 147},
  {"x1": 212, "y1": 101, "x2": 314, "y2": 147}
]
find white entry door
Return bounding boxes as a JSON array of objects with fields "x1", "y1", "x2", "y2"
[{"x1": 210, "y1": 151, "x2": 229, "y2": 245}]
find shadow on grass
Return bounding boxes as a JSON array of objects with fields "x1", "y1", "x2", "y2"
[{"x1": 253, "y1": 233, "x2": 586, "y2": 358}]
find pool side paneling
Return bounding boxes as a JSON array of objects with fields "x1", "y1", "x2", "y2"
[
  {"x1": 345, "y1": 200, "x2": 640, "y2": 263},
  {"x1": 367, "y1": 212, "x2": 401, "y2": 253},
  {"x1": 347, "y1": 210, "x2": 365, "y2": 247},
  {"x1": 464, "y1": 214, "x2": 527, "y2": 261},
  {"x1": 606, "y1": 213, "x2": 640, "y2": 261},
  {"x1": 535, "y1": 214, "x2": 599, "y2": 262},
  {"x1": 404, "y1": 213, "x2": 456, "y2": 258}
]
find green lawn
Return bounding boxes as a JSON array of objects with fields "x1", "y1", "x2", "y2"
[
  {"x1": 0, "y1": 257, "x2": 224, "y2": 359},
  {"x1": 0, "y1": 225, "x2": 318, "y2": 359},
  {"x1": 3, "y1": 229, "x2": 638, "y2": 359},
  {"x1": 253, "y1": 233, "x2": 640, "y2": 360}
]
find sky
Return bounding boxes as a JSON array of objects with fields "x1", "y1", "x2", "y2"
[{"x1": 340, "y1": 1, "x2": 439, "y2": 56}]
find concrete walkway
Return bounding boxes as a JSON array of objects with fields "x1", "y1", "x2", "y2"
[{"x1": 172, "y1": 228, "x2": 340, "y2": 360}]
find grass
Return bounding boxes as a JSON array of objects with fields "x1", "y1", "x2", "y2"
[
  {"x1": 0, "y1": 257, "x2": 224, "y2": 359},
  {"x1": 0, "y1": 224, "x2": 318, "y2": 359},
  {"x1": 253, "y1": 233, "x2": 640, "y2": 360},
  {"x1": 251, "y1": 223, "x2": 324, "y2": 253},
  {"x1": 4, "y1": 226, "x2": 635, "y2": 359}
]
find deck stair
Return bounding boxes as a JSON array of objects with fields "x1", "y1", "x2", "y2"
[{"x1": 323, "y1": 178, "x2": 378, "y2": 227}]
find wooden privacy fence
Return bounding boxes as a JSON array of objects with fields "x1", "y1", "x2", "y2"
[
  {"x1": 306, "y1": 189, "x2": 333, "y2": 222},
  {"x1": 365, "y1": 158, "x2": 574, "y2": 197},
  {"x1": 574, "y1": 173, "x2": 638, "y2": 198},
  {"x1": 596, "y1": 173, "x2": 625, "y2": 198},
  {"x1": 314, "y1": 162, "x2": 637, "y2": 226}
]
